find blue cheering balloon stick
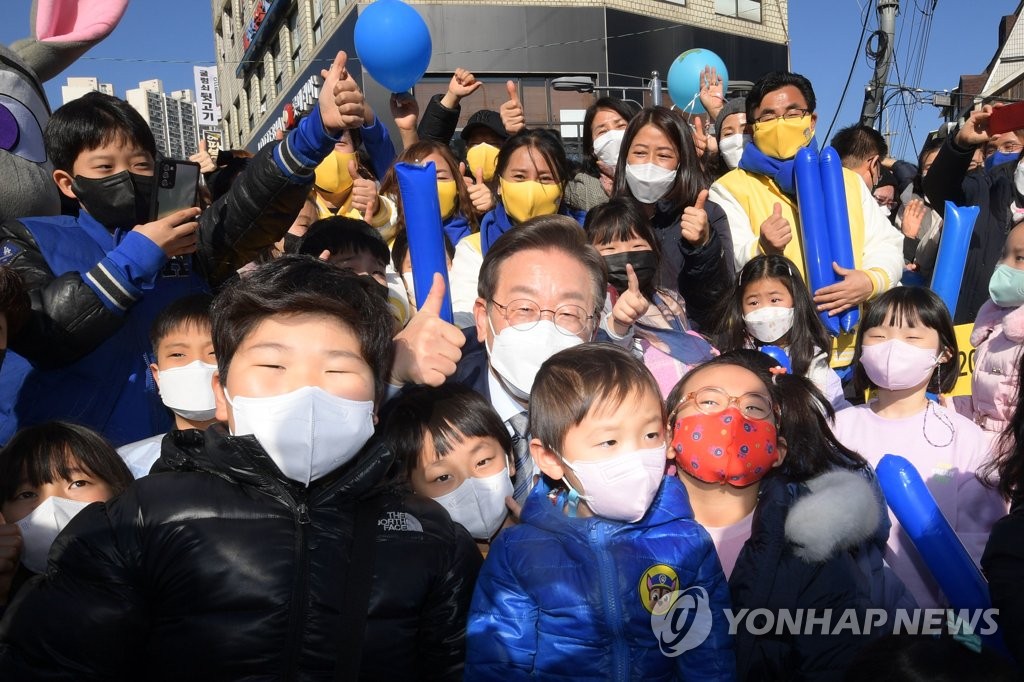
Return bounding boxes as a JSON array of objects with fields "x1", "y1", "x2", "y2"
[
  {"x1": 395, "y1": 161, "x2": 453, "y2": 323},
  {"x1": 794, "y1": 146, "x2": 841, "y2": 336},
  {"x1": 875, "y1": 454, "x2": 990, "y2": 612},
  {"x1": 930, "y1": 202, "x2": 979, "y2": 318},
  {"x1": 818, "y1": 146, "x2": 859, "y2": 334},
  {"x1": 758, "y1": 345, "x2": 792, "y2": 374}
]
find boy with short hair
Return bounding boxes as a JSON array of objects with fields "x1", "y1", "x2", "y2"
[
  {"x1": 0, "y1": 255, "x2": 482, "y2": 679},
  {"x1": 467, "y1": 343, "x2": 735, "y2": 680},
  {"x1": 117, "y1": 293, "x2": 217, "y2": 478},
  {"x1": 297, "y1": 215, "x2": 412, "y2": 327},
  {"x1": 0, "y1": 52, "x2": 364, "y2": 446}
]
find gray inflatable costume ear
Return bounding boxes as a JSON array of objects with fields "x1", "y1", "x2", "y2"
[{"x1": 0, "y1": 0, "x2": 128, "y2": 221}]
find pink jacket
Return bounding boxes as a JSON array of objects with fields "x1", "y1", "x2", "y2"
[{"x1": 962, "y1": 300, "x2": 1024, "y2": 431}]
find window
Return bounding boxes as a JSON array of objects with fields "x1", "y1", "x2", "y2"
[
  {"x1": 312, "y1": 0, "x2": 325, "y2": 45},
  {"x1": 715, "y1": 0, "x2": 761, "y2": 22},
  {"x1": 288, "y1": 8, "x2": 303, "y2": 73},
  {"x1": 271, "y1": 36, "x2": 283, "y2": 93}
]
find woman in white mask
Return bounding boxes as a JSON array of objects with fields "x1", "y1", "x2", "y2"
[
  {"x1": 563, "y1": 98, "x2": 641, "y2": 212},
  {"x1": 612, "y1": 106, "x2": 736, "y2": 331},
  {"x1": 0, "y1": 422, "x2": 134, "y2": 604},
  {"x1": 710, "y1": 97, "x2": 751, "y2": 179},
  {"x1": 383, "y1": 384, "x2": 516, "y2": 555}
]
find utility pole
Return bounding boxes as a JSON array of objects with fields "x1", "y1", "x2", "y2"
[{"x1": 860, "y1": 0, "x2": 900, "y2": 127}]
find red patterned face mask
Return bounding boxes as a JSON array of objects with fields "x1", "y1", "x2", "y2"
[{"x1": 671, "y1": 407, "x2": 780, "y2": 487}]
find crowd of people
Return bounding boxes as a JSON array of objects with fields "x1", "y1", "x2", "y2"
[{"x1": 0, "y1": 48, "x2": 1023, "y2": 679}]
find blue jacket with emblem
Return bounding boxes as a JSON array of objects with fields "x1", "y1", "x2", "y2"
[
  {"x1": 0, "y1": 108, "x2": 340, "y2": 445},
  {"x1": 466, "y1": 475, "x2": 735, "y2": 681}
]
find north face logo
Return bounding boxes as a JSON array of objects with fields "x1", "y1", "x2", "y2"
[{"x1": 378, "y1": 511, "x2": 423, "y2": 532}]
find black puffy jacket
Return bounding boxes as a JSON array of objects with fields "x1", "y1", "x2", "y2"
[
  {"x1": 922, "y1": 135, "x2": 1017, "y2": 324},
  {"x1": 0, "y1": 427, "x2": 482, "y2": 681}
]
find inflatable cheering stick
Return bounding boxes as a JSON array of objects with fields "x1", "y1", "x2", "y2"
[
  {"x1": 930, "y1": 202, "x2": 980, "y2": 317},
  {"x1": 395, "y1": 161, "x2": 453, "y2": 323},
  {"x1": 818, "y1": 146, "x2": 859, "y2": 334},
  {"x1": 794, "y1": 147, "x2": 841, "y2": 336}
]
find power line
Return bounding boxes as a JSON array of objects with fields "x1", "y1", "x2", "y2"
[{"x1": 824, "y1": 0, "x2": 873, "y2": 143}]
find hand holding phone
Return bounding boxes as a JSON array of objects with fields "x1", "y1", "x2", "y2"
[
  {"x1": 151, "y1": 158, "x2": 201, "y2": 221},
  {"x1": 134, "y1": 207, "x2": 201, "y2": 258}
]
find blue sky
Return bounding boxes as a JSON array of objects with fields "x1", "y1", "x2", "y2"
[{"x1": 0, "y1": 0, "x2": 1018, "y2": 161}]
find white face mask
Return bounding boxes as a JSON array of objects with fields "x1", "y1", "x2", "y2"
[
  {"x1": 719, "y1": 133, "x2": 751, "y2": 169},
  {"x1": 624, "y1": 163, "x2": 678, "y2": 204},
  {"x1": 432, "y1": 467, "x2": 514, "y2": 539},
  {"x1": 15, "y1": 496, "x2": 91, "y2": 574},
  {"x1": 487, "y1": 319, "x2": 584, "y2": 401},
  {"x1": 1014, "y1": 160, "x2": 1024, "y2": 196},
  {"x1": 156, "y1": 360, "x2": 218, "y2": 421},
  {"x1": 227, "y1": 386, "x2": 376, "y2": 486},
  {"x1": 592, "y1": 129, "x2": 625, "y2": 169},
  {"x1": 878, "y1": 204, "x2": 892, "y2": 218},
  {"x1": 562, "y1": 445, "x2": 666, "y2": 522},
  {"x1": 743, "y1": 306, "x2": 796, "y2": 344}
]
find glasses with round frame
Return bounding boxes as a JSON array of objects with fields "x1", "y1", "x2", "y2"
[
  {"x1": 754, "y1": 108, "x2": 811, "y2": 125},
  {"x1": 490, "y1": 298, "x2": 594, "y2": 337},
  {"x1": 992, "y1": 141, "x2": 1024, "y2": 155},
  {"x1": 672, "y1": 386, "x2": 775, "y2": 422}
]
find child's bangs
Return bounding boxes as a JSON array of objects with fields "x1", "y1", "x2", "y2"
[
  {"x1": 1, "y1": 444, "x2": 85, "y2": 501},
  {"x1": 431, "y1": 419, "x2": 471, "y2": 460},
  {"x1": 882, "y1": 297, "x2": 924, "y2": 329}
]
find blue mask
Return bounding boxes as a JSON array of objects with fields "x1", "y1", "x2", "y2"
[
  {"x1": 989, "y1": 264, "x2": 1024, "y2": 308},
  {"x1": 985, "y1": 151, "x2": 1020, "y2": 170}
]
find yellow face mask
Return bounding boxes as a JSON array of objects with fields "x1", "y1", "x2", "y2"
[
  {"x1": 499, "y1": 179, "x2": 562, "y2": 223},
  {"x1": 314, "y1": 150, "x2": 358, "y2": 196},
  {"x1": 466, "y1": 143, "x2": 500, "y2": 182},
  {"x1": 436, "y1": 180, "x2": 458, "y2": 220},
  {"x1": 752, "y1": 116, "x2": 814, "y2": 160}
]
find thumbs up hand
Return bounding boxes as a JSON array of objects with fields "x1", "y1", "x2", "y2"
[
  {"x1": 348, "y1": 159, "x2": 380, "y2": 222},
  {"x1": 500, "y1": 80, "x2": 525, "y2": 134},
  {"x1": 319, "y1": 51, "x2": 365, "y2": 135},
  {"x1": 680, "y1": 189, "x2": 711, "y2": 246},
  {"x1": 189, "y1": 139, "x2": 217, "y2": 173},
  {"x1": 390, "y1": 273, "x2": 465, "y2": 386},
  {"x1": 758, "y1": 202, "x2": 792, "y2": 254},
  {"x1": 462, "y1": 163, "x2": 495, "y2": 214},
  {"x1": 609, "y1": 263, "x2": 649, "y2": 336}
]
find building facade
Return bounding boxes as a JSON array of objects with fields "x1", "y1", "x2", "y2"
[
  {"x1": 125, "y1": 80, "x2": 201, "y2": 159},
  {"x1": 60, "y1": 77, "x2": 114, "y2": 105},
  {"x1": 211, "y1": 0, "x2": 789, "y2": 152}
]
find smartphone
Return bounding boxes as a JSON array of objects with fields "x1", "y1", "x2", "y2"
[
  {"x1": 987, "y1": 102, "x2": 1024, "y2": 136},
  {"x1": 150, "y1": 158, "x2": 200, "y2": 221}
]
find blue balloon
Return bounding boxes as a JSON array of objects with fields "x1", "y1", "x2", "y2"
[
  {"x1": 395, "y1": 161, "x2": 453, "y2": 323},
  {"x1": 875, "y1": 454, "x2": 991, "y2": 612},
  {"x1": 817, "y1": 146, "x2": 859, "y2": 334},
  {"x1": 758, "y1": 345, "x2": 792, "y2": 374},
  {"x1": 354, "y1": 0, "x2": 432, "y2": 93},
  {"x1": 794, "y1": 147, "x2": 841, "y2": 336},
  {"x1": 930, "y1": 201, "x2": 979, "y2": 318},
  {"x1": 666, "y1": 49, "x2": 728, "y2": 115}
]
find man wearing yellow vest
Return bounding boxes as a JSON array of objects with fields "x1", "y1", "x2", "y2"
[{"x1": 709, "y1": 72, "x2": 903, "y2": 317}]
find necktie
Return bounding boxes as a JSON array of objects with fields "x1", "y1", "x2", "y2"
[{"x1": 507, "y1": 410, "x2": 533, "y2": 503}]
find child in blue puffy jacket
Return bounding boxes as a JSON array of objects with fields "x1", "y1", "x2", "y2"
[{"x1": 466, "y1": 343, "x2": 735, "y2": 681}]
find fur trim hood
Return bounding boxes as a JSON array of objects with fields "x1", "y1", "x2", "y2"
[
  {"x1": 784, "y1": 470, "x2": 882, "y2": 563},
  {"x1": 972, "y1": 299, "x2": 1024, "y2": 346}
]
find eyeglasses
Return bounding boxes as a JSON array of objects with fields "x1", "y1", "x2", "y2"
[
  {"x1": 673, "y1": 387, "x2": 775, "y2": 422},
  {"x1": 754, "y1": 108, "x2": 811, "y2": 125},
  {"x1": 490, "y1": 299, "x2": 594, "y2": 336},
  {"x1": 991, "y1": 142, "x2": 1023, "y2": 155}
]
